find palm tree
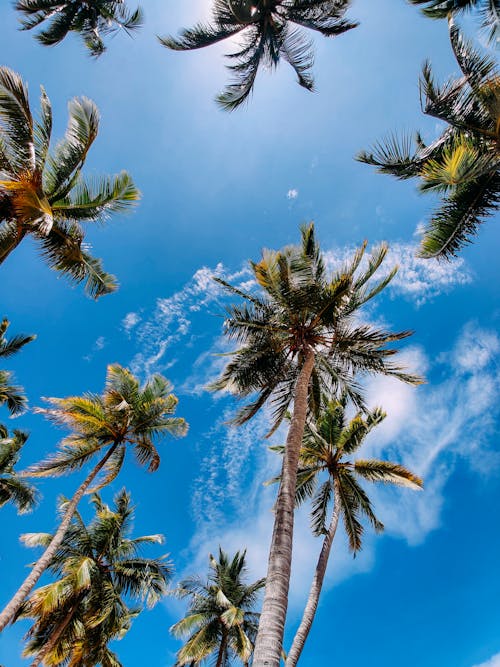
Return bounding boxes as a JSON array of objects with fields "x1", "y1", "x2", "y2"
[
  {"x1": 0, "y1": 427, "x2": 37, "y2": 513},
  {"x1": 0, "y1": 67, "x2": 140, "y2": 298},
  {"x1": 15, "y1": 0, "x2": 143, "y2": 57},
  {"x1": 210, "y1": 223, "x2": 423, "y2": 667},
  {"x1": 357, "y1": 20, "x2": 500, "y2": 259},
  {"x1": 171, "y1": 548, "x2": 265, "y2": 666},
  {"x1": 269, "y1": 398, "x2": 422, "y2": 667},
  {"x1": 159, "y1": 0, "x2": 358, "y2": 110},
  {"x1": 17, "y1": 489, "x2": 171, "y2": 667},
  {"x1": 0, "y1": 364, "x2": 187, "y2": 632},
  {"x1": 409, "y1": 0, "x2": 500, "y2": 45},
  {"x1": 0, "y1": 317, "x2": 35, "y2": 416}
]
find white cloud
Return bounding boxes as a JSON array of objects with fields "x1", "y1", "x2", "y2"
[
  {"x1": 287, "y1": 188, "x2": 299, "y2": 199},
  {"x1": 323, "y1": 241, "x2": 473, "y2": 306},
  {"x1": 473, "y1": 653, "x2": 500, "y2": 667},
  {"x1": 450, "y1": 320, "x2": 500, "y2": 372},
  {"x1": 122, "y1": 312, "x2": 141, "y2": 334}
]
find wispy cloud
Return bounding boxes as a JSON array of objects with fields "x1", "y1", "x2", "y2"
[
  {"x1": 122, "y1": 312, "x2": 141, "y2": 334},
  {"x1": 83, "y1": 336, "x2": 107, "y2": 362},
  {"x1": 324, "y1": 241, "x2": 473, "y2": 306},
  {"x1": 287, "y1": 188, "x2": 299, "y2": 200},
  {"x1": 127, "y1": 263, "x2": 251, "y2": 376}
]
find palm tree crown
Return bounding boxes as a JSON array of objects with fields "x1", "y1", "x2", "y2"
[
  {"x1": 287, "y1": 398, "x2": 423, "y2": 550},
  {"x1": 160, "y1": 0, "x2": 358, "y2": 110},
  {"x1": 0, "y1": 67, "x2": 140, "y2": 298},
  {"x1": 18, "y1": 489, "x2": 171, "y2": 667},
  {"x1": 171, "y1": 548, "x2": 265, "y2": 666},
  {"x1": 212, "y1": 222, "x2": 421, "y2": 434},
  {"x1": 15, "y1": 0, "x2": 143, "y2": 57},
  {"x1": 30, "y1": 363, "x2": 188, "y2": 485},
  {"x1": 409, "y1": 0, "x2": 500, "y2": 45},
  {"x1": 0, "y1": 427, "x2": 37, "y2": 513},
  {"x1": 358, "y1": 20, "x2": 500, "y2": 259}
]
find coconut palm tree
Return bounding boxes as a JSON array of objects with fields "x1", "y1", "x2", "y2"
[
  {"x1": 15, "y1": 0, "x2": 143, "y2": 57},
  {"x1": 171, "y1": 548, "x2": 265, "y2": 666},
  {"x1": 210, "y1": 223, "x2": 423, "y2": 667},
  {"x1": 268, "y1": 398, "x2": 422, "y2": 667},
  {"x1": 409, "y1": 0, "x2": 500, "y2": 45},
  {"x1": 0, "y1": 317, "x2": 35, "y2": 416},
  {"x1": 357, "y1": 20, "x2": 500, "y2": 259},
  {"x1": 17, "y1": 489, "x2": 170, "y2": 667},
  {"x1": 0, "y1": 427, "x2": 37, "y2": 513},
  {"x1": 159, "y1": 0, "x2": 358, "y2": 110},
  {"x1": 0, "y1": 364, "x2": 187, "y2": 632},
  {"x1": 0, "y1": 67, "x2": 140, "y2": 298}
]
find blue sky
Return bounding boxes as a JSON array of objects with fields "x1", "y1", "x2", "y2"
[{"x1": 0, "y1": 1, "x2": 499, "y2": 666}]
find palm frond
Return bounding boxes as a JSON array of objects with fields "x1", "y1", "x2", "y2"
[{"x1": 353, "y1": 459, "x2": 423, "y2": 489}]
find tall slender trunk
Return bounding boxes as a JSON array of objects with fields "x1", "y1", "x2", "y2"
[
  {"x1": 0, "y1": 443, "x2": 118, "y2": 632},
  {"x1": 216, "y1": 631, "x2": 228, "y2": 667},
  {"x1": 285, "y1": 480, "x2": 341, "y2": 667},
  {"x1": 252, "y1": 349, "x2": 315, "y2": 667}
]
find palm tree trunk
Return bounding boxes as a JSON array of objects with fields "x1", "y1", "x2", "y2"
[
  {"x1": 285, "y1": 480, "x2": 341, "y2": 667},
  {"x1": 252, "y1": 349, "x2": 315, "y2": 667},
  {"x1": 216, "y1": 631, "x2": 228, "y2": 667},
  {"x1": 0, "y1": 443, "x2": 118, "y2": 632}
]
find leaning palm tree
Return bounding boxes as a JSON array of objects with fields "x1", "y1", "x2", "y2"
[
  {"x1": 0, "y1": 364, "x2": 187, "y2": 632},
  {"x1": 0, "y1": 318, "x2": 35, "y2": 416},
  {"x1": 171, "y1": 548, "x2": 265, "y2": 666},
  {"x1": 17, "y1": 489, "x2": 170, "y2": 667},
  {"x1": 358, "y1": 20, "x2": 500, "y2": 259},
  {"x1": 15, "y1": 0, "x2": 143, "y2": 57},
  {"x1": 0, "y1": 427, "x2": 37, "y2": 513},
  {"x1": 409, "y1": 0, "x2": 500, "y2": 45},
  {"x1": 269, "y1": 398, "x2": 422, "y2": 667},
  {"x1": 0, "y1": 67, "x2": 140, "y2": 298},
  {"x1": 210, "y1": 223, "x2": 423, "y2": 667},
  {"x1": 160, "y1": 0, "x2": 358, "y2": 110}
]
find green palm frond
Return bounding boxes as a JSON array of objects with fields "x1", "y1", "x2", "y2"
[
  {"x1": 161, "y1": 0, "x2": 357, "y2": 110},
  {"x1": 360, "y1": 20, "x2": 499, "y2": 258},
  {"x1": 353, "y1": 460, "x2": 423, "y2": 489},
  {"x1": 15, "y1": 0, "x2": 144, "y2": 56},
  {"x1": 419, "y1": 170, "x2": 500, "y2": 259},
  {"x1": 52, "y1": 171, "x2": 140, "y2": 221},
  {"x1": 0, "y1": 428, "x2": 38, "y2": 513},
  {"x1": 0, "y1": 369, "x2": 28, "y2": 415},
  {"x1": 0, "y1": 67, "x2": 34, "y2": 172},
  {"x1": 310, "y1": 479, "x2": 332, "y2": 536},
  {"x1": 410, "y1": 0, "x2": 500, "y2": 46},
  {"x1": 0, "y1": 318, "x2": 35, "y2": 357}
]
